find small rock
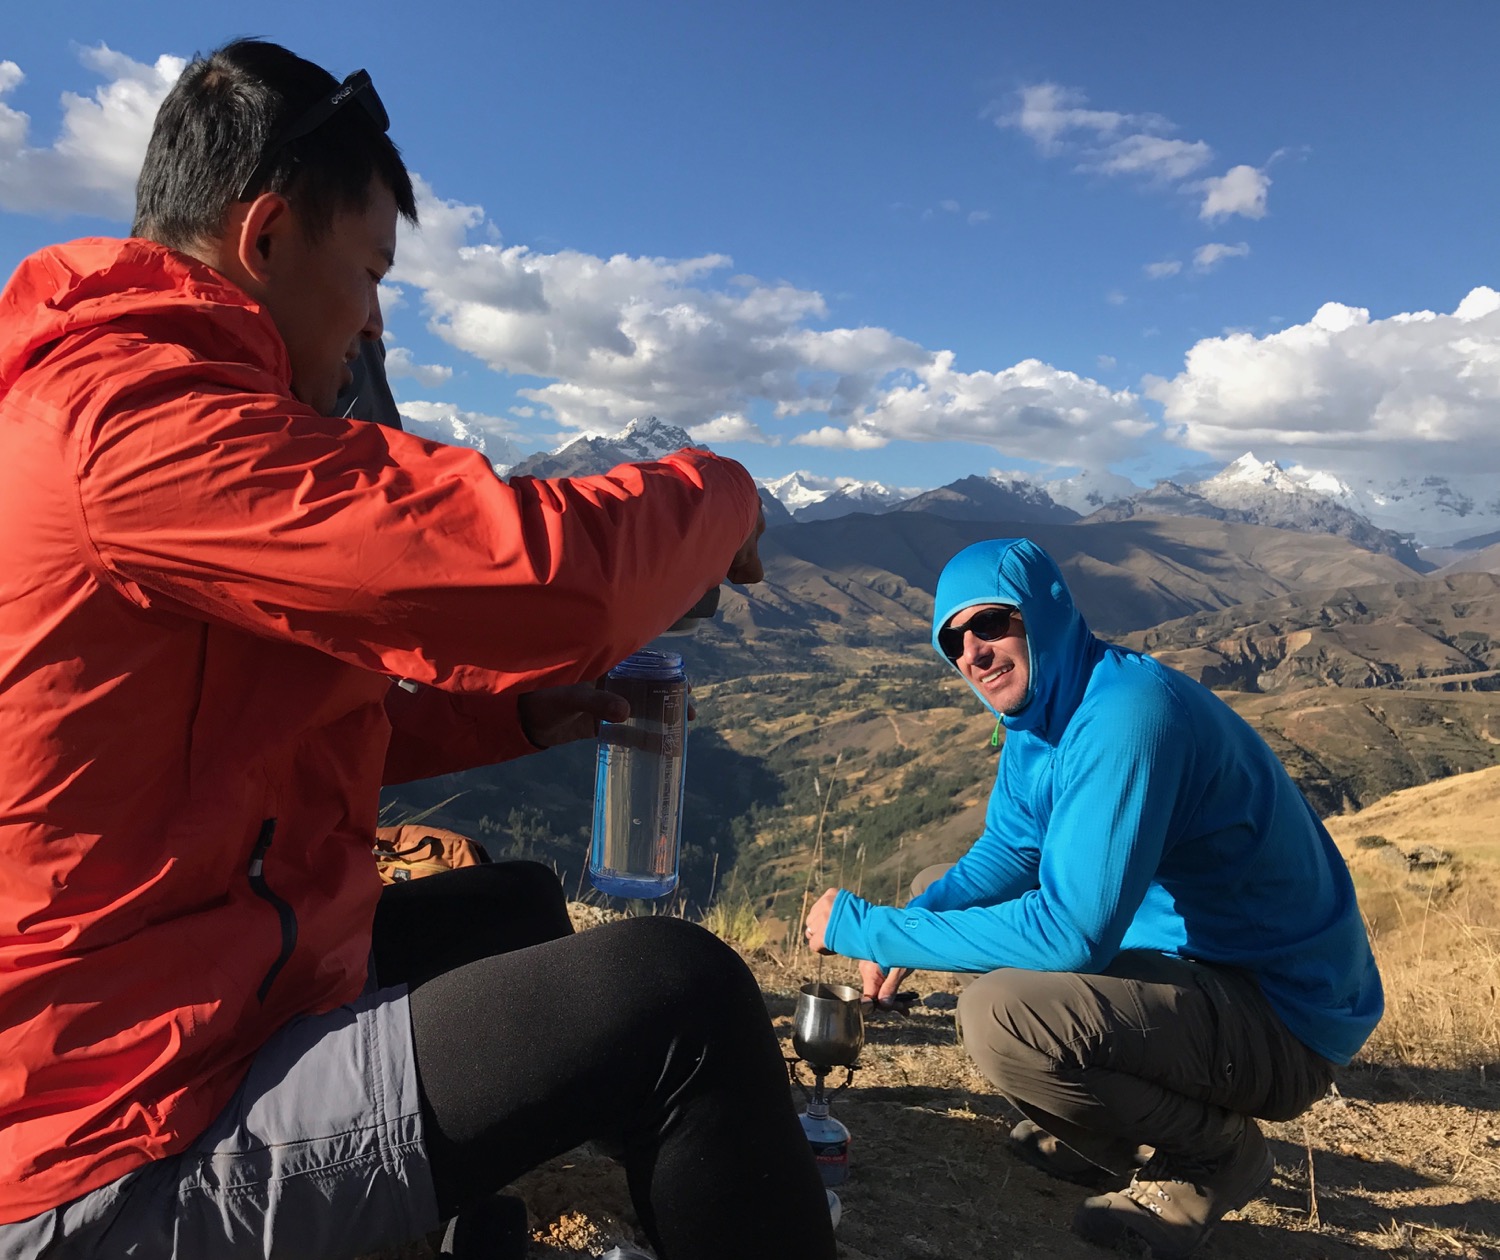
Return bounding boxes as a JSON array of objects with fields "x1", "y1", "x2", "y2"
[
  {"x1": 922, "y1": 992, "x2": 959, "y2": 1011},
  {"x1": 567, "y1": 902, "x2": 629, "y2": 932}
]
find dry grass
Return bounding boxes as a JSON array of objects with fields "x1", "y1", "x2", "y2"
[
  {"x1": 1327, "y1": 765, "x2": 1500, "y2": 1069},
  {"x1": 697, "y1": 896, "x2": 770, "y2": 952},
  {"x1": 1359, "y1": 899, "x2": 1500, "y2": 1069}
]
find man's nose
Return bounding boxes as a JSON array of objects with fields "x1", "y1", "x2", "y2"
[
  {"x1": 963, "y1": 631, "x2": 993, "y2": 664},
  {"x1": 362, "y1": 286, "x2": 385, "y2": 342}
]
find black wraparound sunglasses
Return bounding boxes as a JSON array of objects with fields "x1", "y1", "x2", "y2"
[
  {"x1": 939, "y1": 605, "x2": 1021, "y2": 661},
  {"x1": 239, "y1": 69, "x2": 390, "y2": 202}
]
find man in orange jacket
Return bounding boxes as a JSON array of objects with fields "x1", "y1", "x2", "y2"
[{"x1": 0, "y1": 38, "x2": 834, "y2": 1260}]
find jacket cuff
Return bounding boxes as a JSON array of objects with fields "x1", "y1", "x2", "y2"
[{"x1": 824, "y1": 889, "x2": 863, "y2": 958}]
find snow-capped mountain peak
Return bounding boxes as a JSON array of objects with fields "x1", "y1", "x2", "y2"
[
  {"x1": 759, "y1": 472, "x2": 926, "y2": 521},
  {"x1": 507, "y1": 416, "x2": 700, "y2": 480},
  {"x1": 1199, "y1": 452, "x2": 1300, "y2": 495},
  {"x1": 990, "y1": 468, "x2": 1141, "y2": 514},
  {"x1": 397, "y1": 401, "x2": 524, "y2": 474},
  {"x1": 558, "y1": 416, "x2": 697, "y2": 460},
  {"x1": 614, "y1": 416, "x2": 698, "y2": 458},
  {"x1": 761, "y1": 471, "x2": 834, "y2": 512},
  {"x1": 1292, "y1": 468, "x2": 1355, "y2": 499}
]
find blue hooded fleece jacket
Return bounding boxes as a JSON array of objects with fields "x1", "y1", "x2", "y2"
[{"x1": 823, "y1": 538, "x2": 1383, "y2": 1065}]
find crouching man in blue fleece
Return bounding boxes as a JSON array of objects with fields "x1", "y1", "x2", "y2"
[{"x1": 804, "y1": 537, "x2": 1382, "y2": 1259}]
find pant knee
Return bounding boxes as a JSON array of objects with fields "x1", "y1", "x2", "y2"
[
  {"x1": 476, "y1": 858, "x2": 566, "y2": 899},
  {"x1": 957, "y1": 970, "x2": 1077, "y2": 1093},
  {"x1": 599, "y1": 916, "x2": 760, "y2": 1009},
  {"x1": 909, "y1": 863, "x2": 953, "y2": 899}
]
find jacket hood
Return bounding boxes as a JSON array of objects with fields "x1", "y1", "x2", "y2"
[
  {"x1": 931, "y1": 537, "x2": 1100, "y2": 738},
  {"x1": 0, "y1": 238, "x2": 286, "y2": 404}
]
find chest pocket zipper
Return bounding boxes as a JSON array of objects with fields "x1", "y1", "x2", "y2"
[{"x1": 247, "y1": 818, "x2": 298, "y2": 1002}]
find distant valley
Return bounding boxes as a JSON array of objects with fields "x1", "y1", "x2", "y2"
[{"x1": 381, "y1": 472, "x2": 1500, "y2": 914}]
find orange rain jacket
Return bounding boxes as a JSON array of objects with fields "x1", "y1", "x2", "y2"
[{"x1": 0, "y1": 238, "x2": 760, "y2": 1222}]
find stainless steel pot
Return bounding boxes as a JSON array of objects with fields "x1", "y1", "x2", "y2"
[{"x1": 792, "y1": 981, "x2": 864, "y2": 1069}]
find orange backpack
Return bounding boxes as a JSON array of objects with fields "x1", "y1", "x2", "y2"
[{"x1": 373, "y1": 823, "x2": 490, "y2": 884}]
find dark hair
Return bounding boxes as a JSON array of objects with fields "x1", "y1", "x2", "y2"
[{"x1": 132, "y1": 38, "x2": 417, "y2": 248}]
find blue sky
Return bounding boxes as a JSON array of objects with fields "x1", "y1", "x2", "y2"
[{"x1": 3, "y1": 2, "x2": 1498, "y2": 494}]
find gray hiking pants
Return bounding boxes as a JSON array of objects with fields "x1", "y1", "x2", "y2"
[{"x1": 911, "y1": 865, "x2": 1335, "y2": 1170}]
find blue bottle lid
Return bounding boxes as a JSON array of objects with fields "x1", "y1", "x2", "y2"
[{"x1": 608, "y1": 649, "x2": 684, "y2": 680}]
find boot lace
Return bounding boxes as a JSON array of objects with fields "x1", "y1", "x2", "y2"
[{"x1": 1122, "y1": 1152, "x2": 1219, "y2": 1215}]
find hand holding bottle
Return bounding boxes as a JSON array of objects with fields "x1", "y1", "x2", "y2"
[{"x1": 517, "y1": 683, "x2": 630, "y2": 749}]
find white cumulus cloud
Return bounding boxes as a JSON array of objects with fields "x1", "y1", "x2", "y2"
[
  {"x1": 383, "y1": 344, "x2": 454, "y2": 388},
  {"x1": 394, "y1": 177, "x2": 897, "y2": 435},
  {"x1": 687, "y1": 414, "x2": 772, "y2": 444},
  {"x1": 793, "y1": 353, "x2": 1152, "y2": 466},
  {"x1": 1198, "y1": 164, "x2": 1269, "y2": 222},
  {"x1": 997, "y1": 83, "x2": 1273, "y2": 224},
  {"x1": 1144, "y1": 259, "x2": 1183, "y2": 279},
  {"x1": 1087, "y1": 134, "x2": 1212, "y2": 181},
  {"x1": 393, "y1": 177, "x2": 1149, "y2": 464},
  {"x1": 998, "y1": 83, "x2": 1212, "y2": 185},
  {"x1": 1004, "y1": 82, "x2": 1163, "y2": 153},
  {"x1": 0, "y1": 46, "x2": 183, "y2": 220},
  {"x1": 1147, "y1": 287, "x2": 1500, "y2": 476},
  {"x1": 1192, "y1": 242, "x2": 1250, "y2": 272}
]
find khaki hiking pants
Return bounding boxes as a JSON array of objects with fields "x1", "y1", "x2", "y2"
[{"x1": 911, "y1": 865, "x2": 1335, "y2": 1169}]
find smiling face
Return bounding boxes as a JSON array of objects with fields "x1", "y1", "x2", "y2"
[
  {"x1": 254, "y1": 178, "x2": 397, "y2": 415},
  {"x1": 946, "y1": 602, "x2": 1030, "y2": 715}
]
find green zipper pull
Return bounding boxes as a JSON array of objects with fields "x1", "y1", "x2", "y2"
[{"x1": 990, "y1": 719, "x2": 1002, "y2": 748}]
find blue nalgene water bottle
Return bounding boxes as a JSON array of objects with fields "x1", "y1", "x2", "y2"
[{"x1": 589, "y1": 650, "x2": 688, "y2": 898}]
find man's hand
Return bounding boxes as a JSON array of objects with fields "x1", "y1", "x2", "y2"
[
  {"x1": 806, "y1": 890, "x2": 912, "y2": 1006},
  {"x1": 517, "y1": 683, "x2": 629, "y2": 750},
  {"x1": 803, "y1": 887, "x2": 839, "y2": 954},
  {"x1": 859, "y1": 959, "x2": 912, "y2": 1009},
  {"x1": 726, "y1": 503, "x2": 766, "y2": 586}
]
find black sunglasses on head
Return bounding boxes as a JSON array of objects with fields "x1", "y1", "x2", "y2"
[
  {"x1": 939, "y1": 606, "x2": 1020, "y2": 660},
  {"x1": 239, "y1": 69, "x2": 390, "y2": 202}
]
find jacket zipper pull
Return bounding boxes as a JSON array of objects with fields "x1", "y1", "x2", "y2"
[{"x1": 990, "y1": 719, "x2": 1002, "y2": 748}]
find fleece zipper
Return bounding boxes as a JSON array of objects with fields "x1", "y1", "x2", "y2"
[{"x1": 247, "y1": 818, "x2": 298, "y2": 1002}]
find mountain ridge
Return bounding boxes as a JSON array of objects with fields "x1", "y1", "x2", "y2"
[{"x1": 487, "y1": 414, "x2": 1499, "y2": 553}]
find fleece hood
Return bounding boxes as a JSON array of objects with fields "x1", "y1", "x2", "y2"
[{"x1": 931, "y1": 537, "x2": 1101, "y2": 738}]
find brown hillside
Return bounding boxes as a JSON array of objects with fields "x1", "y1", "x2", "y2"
[
  {"x1": 708, "y1": 514, "x2": 1418, "y2": 653},
  {"x1": 1222, "y1": 688, "x2": 1500, "y2": 813},
  {"x1": 1124, "y1": 571, "x2": 1500, "y2": 695},
  {"x1": 1439, "y1": 541, "x2": 1500, "y2": 577}
]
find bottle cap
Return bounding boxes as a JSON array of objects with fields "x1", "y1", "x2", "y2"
[{"x1": 609, "y1": 649, "x2": 684, "y2": 680}]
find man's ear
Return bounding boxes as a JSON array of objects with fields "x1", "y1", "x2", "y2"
[{"x1": 231, "y1": 191, "x2": 297, "y2": 286}]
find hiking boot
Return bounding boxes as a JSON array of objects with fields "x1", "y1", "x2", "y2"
[
  {"x1": 1009, "y1": 1119, "x2": 1144, "y2": 1188},
  {"x1": 1071, "y1": 1121, "x2": 1274, "y2": 1258}
]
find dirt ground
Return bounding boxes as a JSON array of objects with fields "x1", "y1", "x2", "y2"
[{"x1": 369, "y1": 939, "x2": 1500, "y2": 1260}]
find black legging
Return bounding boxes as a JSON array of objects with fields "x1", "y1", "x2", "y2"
[{"x1": 370, "y1": 862, "x2": 835, "y2": 1260}]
